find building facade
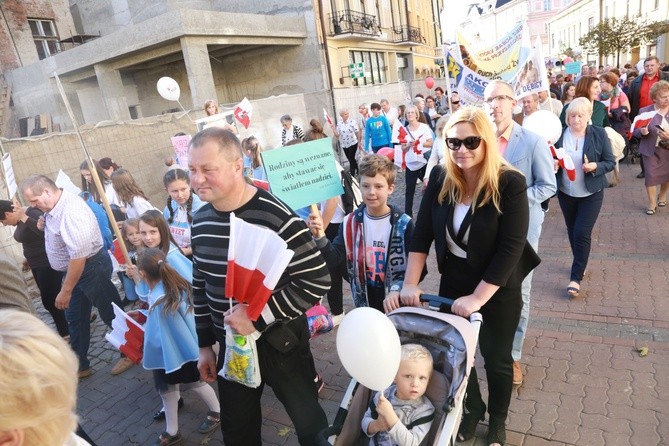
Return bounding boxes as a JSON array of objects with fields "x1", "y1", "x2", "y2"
[
  {"x1": 1, "y1": 0, "x2": 329, "y2": 143},
  {"x1": 547, "y1": 0, "x2": 669, "y2": 67}
]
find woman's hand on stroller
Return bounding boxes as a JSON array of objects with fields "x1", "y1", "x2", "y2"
[
  {"x1": 451, "y1": 294, "x2": 483, "y2": 318},
  {"x1": 399, "y1": 284, "x2": 423, "y2": 307}
]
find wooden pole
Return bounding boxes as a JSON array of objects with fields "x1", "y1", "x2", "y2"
[{"x1": 52, "y1": 72, "x2": 131, "y2": 265}]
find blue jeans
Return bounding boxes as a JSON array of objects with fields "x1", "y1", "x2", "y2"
[
  {"x1": 557, "y1": 190, "x2": 604, "y2": 282},
  {"x1": 65, "y1": 249, "x2": 122, "y2": 371}
]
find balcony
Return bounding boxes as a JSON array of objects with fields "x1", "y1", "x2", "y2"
[
  {"x1": 329, "y1": 10, "x2": 380, "y2": 39},
  {"x1": 393, "y1": 26, "x2": 425, "y2": 45}
]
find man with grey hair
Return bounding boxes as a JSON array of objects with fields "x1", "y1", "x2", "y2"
[
  {"x1": 483, "y1": 80, "x2": 557, "y2": 386},
  {"x1": 21, "y1": 174, "x2": 127, "y2": 378},
  {"x1": 538, "y1": 90, "x2": 563, "y2": 117},
  {"x1": 380, "y1": 98, "x2": 398, "y2": 126}
]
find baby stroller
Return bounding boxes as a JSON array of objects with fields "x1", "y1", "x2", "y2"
[{"x1": 317, "y1": 295, "x2": 482, "y2": 446}]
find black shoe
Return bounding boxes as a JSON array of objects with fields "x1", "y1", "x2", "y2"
[
  {"x1": 457, "y1": 402, "x2": 486, "y2": 442},
  {"x1": 486, "y1": 417, "x2": 506, "y2": 445},
  {"x1": 637, "y1": 172, "x2": 645, "y2": 179},
  {"x1": 153, "y1": 397, "x2": 184, "y2": 421}
]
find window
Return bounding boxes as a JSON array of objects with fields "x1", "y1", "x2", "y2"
[
  {"x1": 588, "y1": 17, "x2": 594, "y2": 31},
  {"x1": 29, "y1": 19, "x2": 61, "y2": 59},
  {"x1": 350, "y1": 50, "x2": 386, "y2": 86},
  {"x1": 543, "y1": 0, "x2": 551, "y2": 11}
]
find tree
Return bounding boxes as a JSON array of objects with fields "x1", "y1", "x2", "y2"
[{"x1": 579, "y1": 17, "x2": 669, "y2": 67}]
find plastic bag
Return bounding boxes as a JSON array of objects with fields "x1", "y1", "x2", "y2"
[
  {"x1": 306, "y1": 304, "x2": 333, "y2": 338},
  {"x1": 220, "y1": 325, "x2": 261, "y2": 388}
]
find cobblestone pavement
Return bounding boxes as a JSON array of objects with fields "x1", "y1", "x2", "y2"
[{"x1": 29, "y1": 161, "x2": 668, "y2": 445}]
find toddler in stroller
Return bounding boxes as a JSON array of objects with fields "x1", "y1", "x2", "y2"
[
  {"x1": 318, "y1": 295, "x2": 482, "y2": 446},
  {"x1": 362, "y1": 344, "x2": 435, "y2": 445}
]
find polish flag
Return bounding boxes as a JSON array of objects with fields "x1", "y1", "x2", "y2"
[
  {"x1": 225, "y1": 213, "x2": 295, "y2": 321},
  {"x1": 105, "y1": 303, "x2": 145, "y2": 364},
  {"x1": 234, "y1": 97, "x2": 253, "y2": 129},
  {"x1": 323, "y1": 108, "x2": 334, "y2": 127},
  {"x1": 252, "y1": 178, "x2": 270, "y2": 191},
  {"x1": 550, "y1": 144, "x2": 576, "y2": 181},
  {"x1": 629, "y1": 110, "x2": 657, "y2": 139},
  {"x1": 391, "y1": 119, "x2": 409, "y2": 144}
]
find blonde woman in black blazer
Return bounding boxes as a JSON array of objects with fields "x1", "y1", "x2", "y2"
[{"x1": 394, "y1": 107, "x2": 540, "y2": 446}]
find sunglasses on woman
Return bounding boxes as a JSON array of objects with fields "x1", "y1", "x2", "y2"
[{"x1": 445, "y1": 136, "x2": 482, "y2": 150}]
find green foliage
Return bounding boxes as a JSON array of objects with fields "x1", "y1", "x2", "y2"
[{"x1": 579, "y1": 17, "x2": 669, "y2": 66}]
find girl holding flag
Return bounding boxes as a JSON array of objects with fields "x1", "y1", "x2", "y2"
[
  {"x1": 133, "y1": 248, "x2": 220, "y2": 446},
  {"x1": 631, "y1": 80, "x2": 669, "y2": 215}
]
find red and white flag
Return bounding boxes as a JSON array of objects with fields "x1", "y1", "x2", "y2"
[
  {"x1": 391, "y1": 119, "x2": 410, "y2": 144},
  {"x1": 550, "y1": 144, "x2": 576, "y2": 181},
  {"x1": 323, "y1": 108, "x2": 334, "y2": 127},
  {"x1": 105, "y1": 303, "x2": 145, "y2": 364},
  {"x1": 234, "y1": 97, "x2": 253, "y2": 129},
  {"x1": 225, "y1": 213, "x2": 295, "y2": 321},
  {"x1": 629, "y1": 110, "x2": 657, "y2": 139}
]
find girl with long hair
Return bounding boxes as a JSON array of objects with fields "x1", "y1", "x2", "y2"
[
  {"x1": 110, "y1": 169, "x2": 157, "y2": 218},
  {"x1": 162, "y1": 169, "x2": 204, "y2": 257},
  {"x1": 240, "y1": 136, "x2": 267, "y2": 181},
  {"x1": 135, "y1": 248, "x2": 220, "y2": 446}
]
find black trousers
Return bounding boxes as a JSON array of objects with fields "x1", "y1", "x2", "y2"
[
  {"x1": 217, "y1": 316, "x2": 327, "y2": 446},
  {"x1": 324, "y1": 222, "x2": 344, "y2": 315},
  {"x1": 404, "y1": 166, "x2": 426, "y2": 217},
  {"x1": 31, "y1": 265, "x2": 69, "y2": 337},
  {"x1": 439, "y1": 255, "x2": 521, "y2": 422},
  {"x1": 342, "y1": 143, "x2": 359, "y2": 176}
]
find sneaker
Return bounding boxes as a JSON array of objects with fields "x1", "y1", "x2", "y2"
[
  {"x1": 512, "y1": 361, "x2": 523, "y2": 385},
  {"x1": 111, "y1": 357, "x2": 134, "y2": 375},
  {"x1": 331, "y1": 313, "x2": 345, "y2": 327},
  {"x1": 78, "y1": 368, "x2": 93, "y2": 380},
  {"x1": 151, "y1": 431, "x2": 183, "y2": 446}
]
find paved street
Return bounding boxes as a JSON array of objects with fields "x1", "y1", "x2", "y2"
[{"x1": 30, "y1": 160, "x2": 669, "y2": 445}]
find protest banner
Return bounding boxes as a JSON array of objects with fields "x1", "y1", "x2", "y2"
[
  {"x1": 170, "y1": 134, "x2": 191, "y2": 169},
  {"x1": 510, "y1": 36, "x2": 549, "y2": 100},
  {"x1": 444, "y1": 47, "x2": 488, "y2": 106},
  {"x1": 454, "y1": 23, "x2": 530, "y2": 81},
  {"x1": 261, "y1": 138, "x2": 343, "y2": 211},
  {"x1": 565, "y1": 61, "x2": 582, "y2": 75},
  {"x1": 195, "y1": 111, "x2": 238, "y2": 132},
  {"x1": 1, "y1": 153, "x2": 17, "y2": 198}
]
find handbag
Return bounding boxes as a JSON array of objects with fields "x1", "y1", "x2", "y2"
[{"x1": 221, "y1": 325, "x2": 262, "y2": 388}]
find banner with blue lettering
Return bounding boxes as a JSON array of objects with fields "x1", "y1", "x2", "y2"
[
  {"x1": 445, "y1": 47, "x2": 488, "y2": 106},
  {"x1": 454, "y1": 23, "x2": 531, "y2": 81}
]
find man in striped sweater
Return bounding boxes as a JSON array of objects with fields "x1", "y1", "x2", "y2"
[{"x1": 189, "y1": 127, "x2": 330, "y2": 446}]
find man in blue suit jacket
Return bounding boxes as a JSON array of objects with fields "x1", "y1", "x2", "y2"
[{"x1": 483, "y1": 80, "x2": 557, "y2": 386}]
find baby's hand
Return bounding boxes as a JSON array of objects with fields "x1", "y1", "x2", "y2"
[{"x1": 376, "y1": 394, "x2": 399, "y2": 428}]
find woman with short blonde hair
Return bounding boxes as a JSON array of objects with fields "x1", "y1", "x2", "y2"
[{"x1": 0, "y1": 309, "x2": 87, "y2": 445}]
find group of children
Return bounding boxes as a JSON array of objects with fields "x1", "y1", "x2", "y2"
[
  {"x1": 78, "y1": 160, "x2": 216, "y2": 445},
  {"x1": 74, "y1": 141, "x2": 436, "y2": 445}
]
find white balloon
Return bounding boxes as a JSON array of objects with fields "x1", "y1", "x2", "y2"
[
  {"x1": 157, "y1": 76, "x2": 180, "y2": 102},
  {"x1": 522, "y1": 109, "x2": 563, "y2": 143},
  {"x1": 336, "y1": 307, "x2": 401, "y2": 391}
]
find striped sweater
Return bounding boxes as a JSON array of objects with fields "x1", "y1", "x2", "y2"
[{"x1": 191, "y1": 188, "x2": 331, "y2": 347}]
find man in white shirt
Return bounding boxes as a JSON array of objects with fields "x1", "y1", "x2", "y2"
[
  {"x1": 21, "y1": 175, "x2": 127, "y2": 378},
  {"x1": 380, "y1": 99, "x2": 398, "y2": 126},
  {"x1": 538, "y1": 90, "x2": 563, "y2": 118}
]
